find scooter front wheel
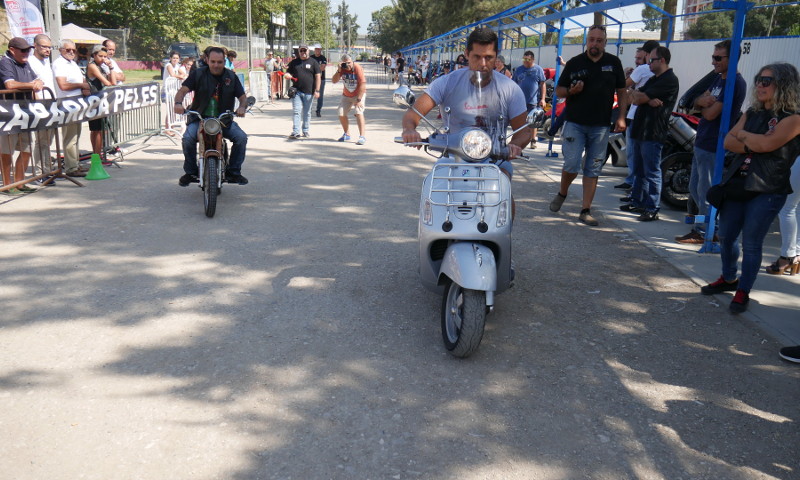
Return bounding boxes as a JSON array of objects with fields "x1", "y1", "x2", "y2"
[{"x1": 441, "y1": 280, "x2": 486, "y2": 358}]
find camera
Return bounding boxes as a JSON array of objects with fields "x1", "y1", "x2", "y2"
[
  {"x1": 341, "y1": 62, "x2": 349, "y2": 70},
  {"x1": 570, "y1": 69, "x2": 588, "y2": 86}
]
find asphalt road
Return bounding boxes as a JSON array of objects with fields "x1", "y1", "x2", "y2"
[{"x1": 1, "y1": 73, "x2": 798, "y2": 480}]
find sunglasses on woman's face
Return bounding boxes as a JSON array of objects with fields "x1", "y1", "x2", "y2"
[{"x1": 756, "y1": 75, "x2": 774, "y2": 88}]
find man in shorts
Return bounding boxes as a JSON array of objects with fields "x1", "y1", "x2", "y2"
[
  {"x1": 550, "y1": 25, "x2": 627, "y2": 226},
  {"x1": 332, "y1": 54, "x2": 367, "y2": 145},
  {"x1": 0, "y1": 37, "x2": 44, "y2": 193}
]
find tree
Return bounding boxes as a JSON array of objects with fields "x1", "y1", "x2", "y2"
[
  {"x1": 333, "y1": 0, "x2": 359, "y2": 49},
  {"x1": 642, "y1": 0, "x2": 664, "y2": 32}
]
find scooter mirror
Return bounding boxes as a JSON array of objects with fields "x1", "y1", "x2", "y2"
[
  {"x1": 526, "y1": 107, "x2": 546, "y2": 129},
  {"x1": 393, "y1": 86, "x2": 415, "y2": 107}
]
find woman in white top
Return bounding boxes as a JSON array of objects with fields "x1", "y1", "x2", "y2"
[{"x1": 163, "y1": 51, "x2": 182, "y2": 81}]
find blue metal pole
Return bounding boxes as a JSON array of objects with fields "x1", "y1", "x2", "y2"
[{"x1": 701, "y1": 0, "x2": 751, "y2": 254}]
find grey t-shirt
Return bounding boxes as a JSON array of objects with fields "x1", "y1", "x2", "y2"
[{"x1": 425, "y1": 68, "x2": 527, "y2": 132}]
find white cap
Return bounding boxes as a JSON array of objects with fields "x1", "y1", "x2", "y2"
[{"x1": 313, "y1": 44, "x2": 322, "y2": 50}]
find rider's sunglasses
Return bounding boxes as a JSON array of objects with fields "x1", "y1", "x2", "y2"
[
  {"x1": 755, "y1": 75, "x2": 774, "y2": 88},
  {"x1": 647, "y1": 57, "x2": 662, "y2": 64},
  {"x1": 299, "y1": 48, "x2": 308, "y2": 52},
  {"x1": 589, "y1": 24, "x2": 606, "y2": 32},
  {"x1": 711, "y1": 55, "x2": 728, "y2": 62}
]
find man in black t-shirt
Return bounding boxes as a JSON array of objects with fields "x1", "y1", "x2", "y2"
[
  {"x1": 620, "y1": 46, "x2": 679, "y2": 221},
  {"x1": 174, "y1": 47, "x2": 249, "y2": 186},
  {"x1": 550, "y1": 25, "x2": 627, "y2": 226},
  {"x1": 395, "y1": 52, "x2": 405, "y2": 84},
  {"x1": 287, "y1": 44, "x2": 321, "y2": 138},
  {"x1": 310, "y1": 44, "x2": 327, "y2": 117}
]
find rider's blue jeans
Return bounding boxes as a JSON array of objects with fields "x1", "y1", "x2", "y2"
[
  {"x1": 182, "y1": 119, "x2": 248, "y2": 176},
  {"x1": 292, "y1": 92, "x2": 313, "y2": 135}
]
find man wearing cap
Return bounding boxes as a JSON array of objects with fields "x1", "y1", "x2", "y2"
[
  {"x1": 286, "y1": 44, "x2": 321, "y2": 139},
  {"x1": 513, "y1": 50, "x2": 546, "y2": 148},
  {"x1": 264, "y1": 51, "x2": 278, "y2": 101},
  {"x1": 310, "y1": 44, "x2": 327, "y2": 117},
  {"x1": 0, "y1": 37, "x2": 44, "y2": 193},
  {"x1": 53, "y1": 40, "x2": 92, "y2": 178},
  {"x1": 332, "y1": 54, "x2": 367, "y2": 145}
]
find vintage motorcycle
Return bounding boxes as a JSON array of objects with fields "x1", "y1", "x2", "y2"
[
  {"x1": 184, "y1": 109, "x2": 236, "y2": 218},
  {"x1": 393, "y1": 78, "x2": 542, "y2": 358}
]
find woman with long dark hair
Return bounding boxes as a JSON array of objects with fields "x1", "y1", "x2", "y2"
[{"x1": 701, "y1": 62, "x2": 800, "y2": 313}]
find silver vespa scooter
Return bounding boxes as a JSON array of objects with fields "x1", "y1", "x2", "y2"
[{"x1": 394, "y1": 82, "x2": 543, "y2": 358}]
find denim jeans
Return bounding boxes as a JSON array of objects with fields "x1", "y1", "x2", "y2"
[
  {"x1": 718, "y1": 193, "x2": 787, "y2": 292},
  {"x1": 630, "y1": 139, "x2": 663, "y2": 212},
  {"x1": 778, "y1": 159, "x2": 800, "y2": 257},
  {"x1": 561, "y1": 122, "x2": 609, "y2": 178},
  {"x1": 182, "y1": 120, "x2": 248, "y2": 176},
  {"x1": 624, "y1": 126, "x2": 636, "y2": 186},
  {"x1": 689, "y1": 147, "x2": 717, "y2": 233},
  {"x1": 292, "y1": 92, "x2": 313, "y2": 135},
  {"x1": 316, "y1": 79, "x2": 325, "y2": 114}
]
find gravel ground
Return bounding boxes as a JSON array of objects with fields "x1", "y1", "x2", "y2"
[{"x1": 1, "y1": 74, "x2": 798, "y2": 480}]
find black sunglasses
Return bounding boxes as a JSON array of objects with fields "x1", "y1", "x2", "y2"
[
  {"x1": 756, "y1": 75, "x2": 774, "y2": 87},
  {"x1": 299, "y1": 49, "x2": 308, "y2": 52},
  {"x1": 711, "y1": 55, "x2": 728, "y2": 62},
  {"x1": 648, "y1": 57, "x2": 662, "y2": 64},
  {"x1": 589, "y1": 24, "x2": 606, "y2": 31}
]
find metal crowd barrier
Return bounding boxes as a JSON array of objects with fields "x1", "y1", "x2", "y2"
[
  {"x1": 248, "y1": 70, "x2": 273, "y2": 111},
  {"x1": 1, "y1": 87, "x2": 68, "y2": 194}
]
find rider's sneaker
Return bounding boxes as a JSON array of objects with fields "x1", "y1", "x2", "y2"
[
  {"x1": 302, "y1": 132, "x2": 310, "y2": 138},
  {"x1": 179, "y1": 174, "x2": 199, "y2": 187},
  {"x1": 288, "y1": 132, "x2": 301, "y2": 139},
  {"x1": 226, "y1": 173, "x2": 249, "y2": 185},
  {"x1": 356, "y1": 136, "x2": 366, "y2": 145},
  {"x1": 338, "y1": 133, "x2": 350, "y2": 142}
]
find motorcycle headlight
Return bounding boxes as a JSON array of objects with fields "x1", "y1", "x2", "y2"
[
  {"x1": 460, "y1": 129, "x2": 492, "y2": 161},
  {"x1": 204, "y1": 117, "x2": 222, "y2": 136}
]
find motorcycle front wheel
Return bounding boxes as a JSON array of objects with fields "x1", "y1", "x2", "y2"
[
  {"x1": 441, "y1": 280, "x2": 486, "y2": 358},
  {"x1": 661, "y1": 151, "x2": 692, "y2": 210},
  {"x1": 203, "y1": 155, "x2": 219, "y2": 218}
]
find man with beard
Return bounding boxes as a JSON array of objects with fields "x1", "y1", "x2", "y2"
[
  {"x1": 401, "y1": 27, "x2": 529, "y2": 217},
  {"x1": 174, "y1": 47, "x2": 249, "y2": 186},
  {"x1": 310, "y1": 44, "x2": 327, "y2": 117},
  {"x1": 550, "y1": 25, "x2": 627, "y2": 226}
]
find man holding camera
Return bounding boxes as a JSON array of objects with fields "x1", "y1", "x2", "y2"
[
  {"x1": 331, "y1": 54, "x2": 367, "y2": 145},
  {"x1": 550, "y1": 25, "x2": 627, "y2": 226}
]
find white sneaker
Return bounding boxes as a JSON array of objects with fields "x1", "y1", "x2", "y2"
[{"x1": 356, "y1": 136, "x2": 366, "y2": 145}]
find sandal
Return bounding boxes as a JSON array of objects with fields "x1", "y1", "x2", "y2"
[{"x1": 766, "y1": 255, "x2": 800, "y2": 275}]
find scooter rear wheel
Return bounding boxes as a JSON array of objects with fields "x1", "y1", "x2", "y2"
[{"x1": 441, "y1": 280, "x2": 486, "y2": 358}]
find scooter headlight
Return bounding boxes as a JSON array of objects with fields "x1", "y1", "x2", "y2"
[
  {"x1": 204, "y1": 117, "x2": 222, "y2": 136},
  {"x1": 460, "y1": 128, "x2": 492, "y2": 161}
]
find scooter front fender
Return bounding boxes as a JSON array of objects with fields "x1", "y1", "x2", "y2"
[{"x1": 439, "y1": 242, "x2": 497, "y2": 292}]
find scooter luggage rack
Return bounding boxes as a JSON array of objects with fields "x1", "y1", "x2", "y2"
[{"x1": 427, "y1": 163, "x2": 505, "y2": 207}]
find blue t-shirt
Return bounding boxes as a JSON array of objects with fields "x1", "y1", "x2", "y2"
[
  {"x1": 695, "y1": 72, "x2": 747, "y2": 152},
  {"x1": 513, "y1": 64, "x2": 546, "y2": 105},
  {"x1": 425, "y1": 68, "x2": 527, "y2": 132}
]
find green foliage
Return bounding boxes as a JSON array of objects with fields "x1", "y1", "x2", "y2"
[
  {"x1": 686, "y1": 4, "x2": 800, "y2": 39},
  {"x1": 642, "y1": 0, "x2": 665, "y2": 32},
  {"x1": 333, "y1": 1, "x2": 359, "y2": 48}
]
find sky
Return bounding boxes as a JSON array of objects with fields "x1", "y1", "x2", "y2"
[{"x1": 347, "y1": 0, "x2": 394, "y2": 30}]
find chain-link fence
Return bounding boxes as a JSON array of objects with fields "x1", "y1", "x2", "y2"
[{"x1": 86, "y1": 28, "x2": 128, "y2": 59}]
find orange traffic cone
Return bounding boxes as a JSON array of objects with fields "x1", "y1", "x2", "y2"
[{"x1": 85, "y1": 153, "x2": 110, "y2": 180}]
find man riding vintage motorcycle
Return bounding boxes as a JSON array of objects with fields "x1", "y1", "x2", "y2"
[{"x1": 174, "y1": 47, "x2": 249, "y2": 186}]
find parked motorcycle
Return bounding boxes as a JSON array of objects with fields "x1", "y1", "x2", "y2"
[{"x1": 393, "y1": 81, "x2": 542, "y2": 358}]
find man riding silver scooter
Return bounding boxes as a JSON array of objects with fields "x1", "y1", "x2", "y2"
[{"x1": 400, "y1": 27, "x2": 534, "y2": 357}]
